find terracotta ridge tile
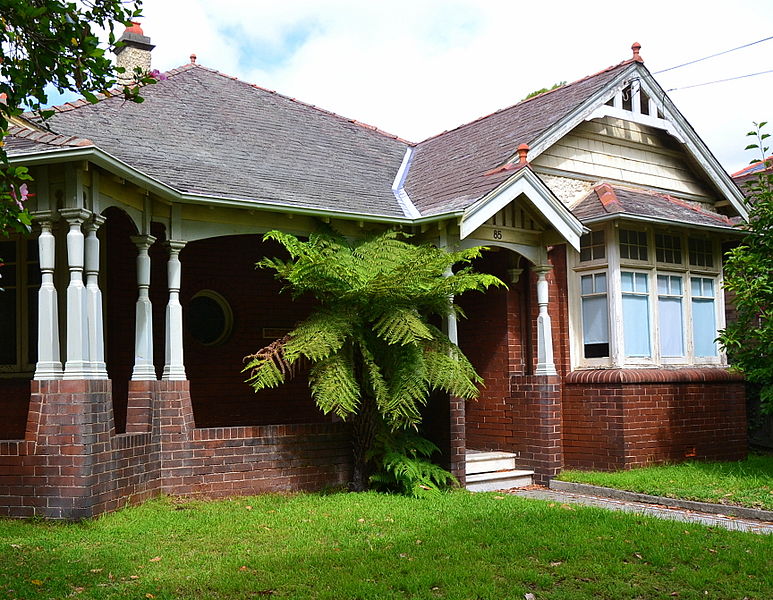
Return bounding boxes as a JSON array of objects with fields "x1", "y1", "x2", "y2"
[
  {"x1": 20, "y1": 63, "x2": 197, "y2": 123},
  {"x1": 659, "y1": 193, "x2": 734, "y2": 226}
]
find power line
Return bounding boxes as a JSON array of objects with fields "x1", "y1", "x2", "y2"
[
  {"x1": 666, "y1": 68, "x2": 773, "y2": 92},
  {"x1": 654, "y1": 35, "x2": 773, "y2": 74}
]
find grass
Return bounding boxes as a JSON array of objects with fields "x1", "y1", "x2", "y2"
[
  {"x1": 0, "y1": 492, "x2": 771, "y2": 600},
  {"x1": 558, "y1": 454, "x2": 773, "y2": 511}
]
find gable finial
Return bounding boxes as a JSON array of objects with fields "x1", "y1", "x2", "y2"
[
  {"x1": 631, "y1": 42, "x2": 643, "y2": 63},
  {"x1": 190, "y1": 53, "x2": 197, "y2": 64},
  {"x1": 517, "y1": 143, "x2": 530, "y2": 165}
]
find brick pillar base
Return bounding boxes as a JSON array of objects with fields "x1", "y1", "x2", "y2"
[
  {"x1": 510, "y1": 375, "x2": 562, "y2": 485},
  {"x1": 24, "y1": 379, "x2": 113, "y2": 519},
  {"x1": 449, "y1": 396, "x2": 466, "y2": 486},
  {"x1": 157, "y1": 380, "x2": 195, "y2": 492}
]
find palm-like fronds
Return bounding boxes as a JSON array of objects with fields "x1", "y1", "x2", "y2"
[{"x1": 245, "y1": 226, "x2": 503, "y2": 492}]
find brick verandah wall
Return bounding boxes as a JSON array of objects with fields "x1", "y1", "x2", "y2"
[
  {"x1": 459, "y1": 247, "x2": 569, "y2": 484},
  {"x1": 563, "y1": 368, "x2": 747, "y2": 471},
  {"x1": 0, "y1": 379, "x2": 351, "y2": 519}
]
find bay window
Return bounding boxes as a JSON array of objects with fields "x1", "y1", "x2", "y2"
[{"x1": 573, "y1": 224, "x2": 724, "y2": 368}]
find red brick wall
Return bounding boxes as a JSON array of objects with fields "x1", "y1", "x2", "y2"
[
  {"x1": 0, "y1": 378, "x2": 30, "y2": 439},
  {"x1": 459, "y1": 249, "x2": 519, "y2": 451},
  {"x1": 563, "y1": 369, "x2": 748, "y2": 470},
  {"x1": 180, "y1": 236, "x2": 325, "y2": 427},
  {"x1": 0, "y1": 379, "x2": 351, "y2": 519},
  {"x1": 458, "y1": 247, "x2": 567, "y2": 483}
]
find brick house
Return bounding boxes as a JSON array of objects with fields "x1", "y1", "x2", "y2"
[{"x1": 0, "y1": 29, "x2": 749, "y2": 518}]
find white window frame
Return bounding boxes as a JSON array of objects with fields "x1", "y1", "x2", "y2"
[{"x1": 568, "y1": 223, "x2": 726, "y2": 370}]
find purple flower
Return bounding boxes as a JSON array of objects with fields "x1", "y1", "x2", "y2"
[
  {"x1": 10, "y1": 183, "x2": 30, "y2": 210},
  {"x1": 149, "y1": 69, "x2": 168, "y2": 81}
]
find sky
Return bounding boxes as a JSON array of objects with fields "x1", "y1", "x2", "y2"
[{"x1": 84, "y1": 1, "x2": 773, "y2": 174}]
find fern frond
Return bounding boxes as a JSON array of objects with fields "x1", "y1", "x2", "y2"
[
  {"x1": 243, "y1": 335, "x2": 297, "y2": 391},
  {"x1": 372, "y1": 306, "x2": 434, "y2": 346},
  {"x1": 308, "y1": 349, "x2": 361, "y2": 419},
  {"x1": 284, "y1": 309, "x2": 355, "y2": 362}
]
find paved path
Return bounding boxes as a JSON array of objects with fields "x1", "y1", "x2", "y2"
[{"x1": 508, "y1": 488, "x2": 773, "y2": 535}]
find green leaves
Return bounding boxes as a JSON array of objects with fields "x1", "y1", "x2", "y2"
[
  {"x1": 245, "y1": 226, "x2": 503, "y2": 492},
  {"x1": 0, "y1": 0, "x2": 144, "y2": 235},
  {"x1": 718, "y1": 122, "x2": 773, "y2": 414}
]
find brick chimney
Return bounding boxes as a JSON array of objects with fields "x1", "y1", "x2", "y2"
[{"x1": 115, "y1": 22, "x2": 154, "y2": 83}]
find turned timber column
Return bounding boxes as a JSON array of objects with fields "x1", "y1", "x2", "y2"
[
  {"x1": 33, "y1": 216, "x2": 63, "y2": 380},
  {"x1": 534, "y1": 265, "x2": 558, "y2": 376},
  {"x1": 162, "y1": 240, "x2": 187, "y2": 380},
  {"x1": 84, "y1": 215, "x2": 107, "y2": 379},
  {"x1": 60, "y1": 208, "x2": 92, "y2": 379},
  {"x1": 130, "y1": 234, "x2": 157, "y2": 380}
]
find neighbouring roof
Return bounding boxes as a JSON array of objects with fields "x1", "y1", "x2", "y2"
[
  {"x1": 731, "y1": 156, "x2": 773, "y2": 196},
  {"x1": 13, "y1": 64, "x2": 411, "y2": 219},
  {"x1": 572, "y1": 184, "x2": 739, "y2": 230},
  {"x1": 402, "y1": 61, "x2": 633, "y2": 216}
]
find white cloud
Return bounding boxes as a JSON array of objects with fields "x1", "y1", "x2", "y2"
[{"x1": 135, "y1": 0, "x2": 773, "y2": 173}]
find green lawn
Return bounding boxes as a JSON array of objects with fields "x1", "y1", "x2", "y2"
[
  {"x1": 558, "y1": 454, "x2": 773, "y2": 511},
  {"x1": 1, "y1": 492, "x2": 771, "y2": 600}
]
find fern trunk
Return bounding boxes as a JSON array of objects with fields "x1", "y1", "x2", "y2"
[{"x1": 350, "y1": 393, "x2": 378, "y2": 491}]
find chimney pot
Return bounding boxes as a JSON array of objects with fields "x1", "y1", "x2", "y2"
[{"x1": 190, "y1": 53, "x2": 197, "y2": 64}]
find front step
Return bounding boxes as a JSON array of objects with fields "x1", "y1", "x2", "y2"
[{"x1": 465, "y1": 450, "x2": 534, "y2": 492}]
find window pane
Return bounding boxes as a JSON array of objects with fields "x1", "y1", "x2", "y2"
[
  {"x1": 595, "y1": 273, "x2": 607, "y2": 293},
  {"x1": 659, "y1": 297, "x2": 684, "y2": 356},
  {"x1": 581, "y1": 275, "x2": 593, "y2": 295},
  {"x1": 688, "y1": 238, "x2": 714, "y2": 268},
  {"x1": 635, "y1": 272, "x2": 648, "y2": 291},
  {"x1": 623, "y1": 294, "x2": 651, "y2": 357},
  {"x1": 620, "y1": 229, "x2": 648, "y2": 261},
  {"x1": 692, "y1": 298, "x2": 717, "y2": 356},
  {"x1": 621, "y1": 271, "x2": 634, "y2": 292},
  {"x1": 582, "y1": 296, "x2": 609, "y2": 345}
]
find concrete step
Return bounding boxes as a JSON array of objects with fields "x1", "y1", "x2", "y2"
[
  {"x1": 465, "y1": 450, "x2": 518, "y2": 475},
  {"x1": 466, "y1": 469, "x2": 534, "y2": 492}
]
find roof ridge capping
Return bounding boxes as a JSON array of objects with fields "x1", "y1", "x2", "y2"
[
  {"x1": 21, "y1": 62, "x2": 199, "y2": 121},
  {"x1": 185, "y1": 62, "x2": 414, "y2": 146}
]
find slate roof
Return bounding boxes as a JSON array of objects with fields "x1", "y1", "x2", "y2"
[
  {"x1": 14, "y1": 64, "x2": 410, "y2": 219},
  {"x1": 402, "y1": 60, "x2": 633, "y2": 216},
  {"x1": 572, "y1": 184, "x2": 738, "y2": 230}
]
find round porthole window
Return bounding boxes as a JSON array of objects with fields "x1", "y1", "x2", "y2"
[{"x1": 188, "y1": 290, "x2": 233, "y2": 346}]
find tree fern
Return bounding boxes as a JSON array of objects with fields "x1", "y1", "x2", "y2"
[{"x1": 245, "y1": 226, "x2": 504, "y2": 491}]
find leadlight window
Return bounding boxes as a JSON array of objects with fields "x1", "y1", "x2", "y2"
[
  {"x1": 657, "y1": 275, "x2": 684, "y2": 357},
  {"x1": 580, "y1": 230, "x2": 605, "y2": 262},
  {"x1": 620, "y1": 229, "x2": 648, "y2": 261},
  {"x1": 655, "y1": 233, "x2": 682, "y2": 264},
  {"x1": 580, "y1": 272, "x2": 609, "y2": 358},
  {"x1": 688, "y1": 238, "x2": 714, "y2": 268},
  {"x1": 621, "y1": 271, "x2": 651, "y2": 357}
]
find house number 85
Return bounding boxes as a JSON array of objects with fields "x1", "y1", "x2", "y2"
[{"x1": 492, "y1": 229, "x2": 503, "y2": 240}]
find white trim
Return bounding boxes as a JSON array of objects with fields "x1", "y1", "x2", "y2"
[
  {"x1": 459, "y1": 168, "x2": 585, "y2": 251},
  {"x1": 518, "y1": 62, "x2": 748, "y2": 222},
  {"x1": 391, "y1": 147, "x2": 422, "y2": 219}
]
